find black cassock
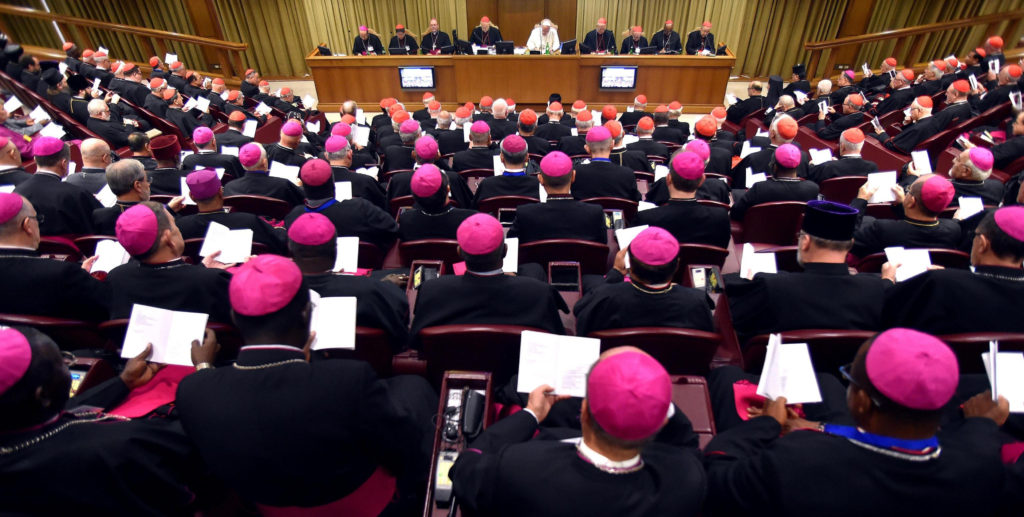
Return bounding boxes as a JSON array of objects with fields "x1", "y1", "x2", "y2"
[
  {"x1": 148, "y1": 167, "x2": 186, "y2": 196},
  {"x1": 283, "y1": 198, "x2": 398, "y2": 252},
  {"x1": 850, "y1": 198, "x2": 964, "y2": 257},
  {"x1": 574, "y1": 269, "x2": 714, "y2": 337},
  {"x1": 507, "y1": 196, "x2": 607, "y2": 245},
  {"x1": 470, "y1": 27, "x2": 503, "y2": 47},
  {"x1": 15, "y1": 172, "x2": 101, "y2": 235},
  {"x1": 106, "y1": 258, "x2": 233, "y2": 323},
  {"x1": 582, "y1": 30, "x2": 616, "y2": 54},
  {"x1": 730, "y1": 178, "x2": 819, "y2": 221},
  {"x1": 397, "y1": 206, "x2": 477, "y2": 242},
  {"x1": 620, "y1": 36, "x2": 649, "y2": 55},
  {"x1": 93, "y1": 201, "x2": 140, "y2": 236},
  {"x1": 352, "y1": 34, "x2": 384, "y2": 55},
  {"x1": 643, "y1": 176, "x2": 732, "y2": 206},
  {"x1": 182, "y1": 151, "x2": 246, "y2": 181},
  {"x1": 633, "y1": 199, "x2": 731, "y2": 248},
  {"x1": 305, "y1": 272, "x2": 410, "y2": 351},
  {"x1": 332, "y1": 165, "x2": 387, "y2": 211},
  {"x1": 0, "y1": 248, "x2": 110, "y2": 320},
  {"x1": 571, "y1": 160, "x2": 642, "y2": 201},
  {"x1": 651, "y1": 30, "x2": 682, "y2": 53},
  {"x1": 882, "y1": 266, "x2": 1024, "y2": 334},
  {"x1": 420, "y1": 31, "x2": 452, "y2": 54},
  {"x1": 451, "y1": 410, "x2": 707, "y2": 517},
  {"x1": 386, "y1": 168, "x2": 473, "y2": 212},
  {"x1": 685, "y1": 30, "x2": 715, "y2": 55},
  {"x1": 387, "y1": 34, "x2": 418, "y2": 54},
  {"x1": 222, "y1": 171, "x2": 305, "y2": 206},
  {"x1": 176, "y1": 209, "x2": 287, "y2": 255},
  {"x1": 808, "y1": 156, "x2": 879, "y2": 184},
  {"x1": 472, "y1": 174, "x2": 540, "y2": 208}
]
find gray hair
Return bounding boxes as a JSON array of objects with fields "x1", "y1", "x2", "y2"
[
  {"x1": 326, "y1": 139, "x2": 351, "y2": 161},
  {"x1": 816, "y1": 79, "x2": 832, "y2": 95},
  {"x1": 106, "y1": 159, "x2": 147, "y2": 196},
  {"x1": 242, "y1": 145, "x2": 267, "y2": 171},
  {"x1": 87, "y1": 99, "x2": 108, "y2": 117},
  {"x1": 400, "y1": 129, "x2": 419, "y2": 144},
  {"x1": 492, "y1": 98, "x2": 508, "y2": 117}
]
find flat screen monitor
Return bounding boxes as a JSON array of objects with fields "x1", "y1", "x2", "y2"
[
  {"x1": 389, "y1": 47, "x2": 409, "y2": 55},
  {"x1": 600, "y1": 66, "x2": 638, "y2": 90},
  {"x1": 317, "y1": 45, "x2": 332, "y2": 56},
  {"x1": 495, "y1": 41, "x2": 515, "y2": 55},
  {"x1": 560, "y1": 39, "x2": 577, "y2": 55},
  {"x1": 399, "y1": 66, "x2": 435, "y2": 90}
]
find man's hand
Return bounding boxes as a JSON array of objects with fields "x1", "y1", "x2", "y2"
[
  {"x1": 906, "y1": 162, "x2": 920, "y2": 177},
  {"x1": 962, "y1": 391, "x2": 1010, "y2": 426},
  {"x1": 201, "y1": 250, "x2": 235, "y2": 269},
  {"x1": 121, "y1": 343, "x2": 163, "y2": 389},
  {"x1": 818, "y1": 109, "x2": 826, "y2": 121},
  {"x1": 864, "y1": 69, "x2": 873, "y2": 78},
  {"x1": 381, "y1": 273, "x2": 408, "y2": 288},
  {"x1": 762, "y1": 396, "x2": 789, "y2": 427},
  {"x1": 613, "y1": 247, "x2": 629, "y2": 275},
  {"x1": 526, "y1": 384, "x2": 571, "y2": 423},
  {"x1": 166, "y1": 196, "x2": 186, "y2": 212},
  {"x1": 891, "y1": 185, "x2": 906, "y2": 205},
  {"x1": 857, "y1": 183, "x2": 879, "y2": 201},
  {"x1": 81, "y1": 255, "x2": 98, "y2": 273},
  {"x1": 190, "y1": 328, "x2": 220, "y2": 367}
]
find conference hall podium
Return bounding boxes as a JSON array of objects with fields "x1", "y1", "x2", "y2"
[{"x1": 306, "y1": 48, "x2": 735, "y2": 113}]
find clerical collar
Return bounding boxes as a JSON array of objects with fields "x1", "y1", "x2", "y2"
[
  {"x1": 546, "y1": 194, "x2": 574, "y2": 200},
  {"x1": 305, "y1": 198, "x2": 337, "y2": 212},
  {"x1": 903, "y1": 216, "x2": 939, "y2": 227},
  {"x1": 140, "y1": 258, "x2": 190, "y2": 270},
  {"x1": 34, "y1": 170, "x2": 61, "y2": 179},
  {"x1": 198, "y1": 150, "x2": 216, "y2": 154},
  {"x1": 631, "y1": 280, "x2": 673, "y2": 294},
  {"x1": 467, "y1": 267, "x2": 503, "y2": 277},
  {"x1": 822, "y1": 424, "x2": 941, "y2": 461},
  {"x1": 839, "y1": 154, "x2": 862, "y2": 159},
  {"x1": 668, "y1": 197, "x2": 698, "y2": 203},
  {"x1": 0, "y1": 165, "x2": 18, "y2": 172},
  {"x1": 973, "y1": 265, "x2": 1024, "y2": 282},
  {"x1": 576, "y1": 439, "x2": 643, "y2": 473},
  {"x1": 198, "y1": 208, "x2": 230, "y2": 215},
  {"x1": 591, "y1": 157, "x2": 611, "y2": 162},
  {"x1": 235, "y1": 344, "x2": 306, "y2": 368},
  {"x1": 503, "y1": 169, "x2": 526, "y2": 176}
]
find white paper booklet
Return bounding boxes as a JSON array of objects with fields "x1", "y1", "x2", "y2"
[{"x1": 517, "y1": 330, "x2": 601, "y2": 397}]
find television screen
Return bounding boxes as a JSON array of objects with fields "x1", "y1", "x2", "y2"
[
  {"x1": 600, "y1": 66, "x2": 637, "y2": 90},
  {"x1": 399, "y1": 66, "x2": 435, "y2": 89}
]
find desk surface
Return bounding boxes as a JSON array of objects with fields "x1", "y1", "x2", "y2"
[{"x1": 306, "y1": 52, "x2": 735, "y2": 114}]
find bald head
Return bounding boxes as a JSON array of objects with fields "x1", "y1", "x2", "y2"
[
  {"x1": 778, "y1": 95, "x2": 795, "y2": 110},
  {"x1": 0, "y1": 138, "x2": 20, "y2": 166},
  {"x1": 493, "y1": 98, "x2": 508, "y2": 118},
  {"x1": 80, "y1": 138, "x2": 110, "y2": 167}
]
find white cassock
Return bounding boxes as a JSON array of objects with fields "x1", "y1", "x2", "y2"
[{"x1": 526, "y1": 26, "x2": 560, "y2": 52}]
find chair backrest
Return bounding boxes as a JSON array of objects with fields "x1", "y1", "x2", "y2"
[
  {"x1": 818, "y1": 175, "x2": 868, "y2": 203},
  {"x1": 458, "y1": 168, "x2": 495, "y2": 179},
  {"x1": 398, "y1": 239, "x2": 460, "y2": 266},
  {"x1": 670, "y1": 375, "x2": 716, "y2": 450},
  {"x1": 939, "y1": 333, "x2": 1024, "y2": 374},
  {"x1": 518, "y1": 239, "x2": 610, "y2": 275},
  {"x1": 743, "y1": 329, "x2": 877, "y2": 374},
  {"x1": 587, "y1": 327, "x2": 722, "y2": 376},
  {"x1": 380, "y1": 168, "x2": 413, "y2": 184},
  {"x1": 358, "y1": 241, "x2": 385, "y2": 270},
  {"x1": 739, "y1": 201, "x2": 807, "y2": 245},
  {"x1": 419, "y1": 324, "x2": 544, "y2": 387},
  {"x1": 389, "y1": 195, "x2": 414, "y2": 217},
  {"x1": 1002, "y1": 155, "x2": 1024, "y2": 177},
  {"x1": 254, "y1": 115, "x2": 284, "y2": 144},
  {"x1": 856, "y1": 248, "x2": 970, "y2": 273},
  {"x1": 673, "y1": 244, "x2": 729, "y2": 284},
  {"x1": 704, "y1": 173, "x2": 732, "y2": 188},
  {"x1": 223, "y1": 195, "x2": 292, "y2": 220},
  {"x1": 0, "y1": 313, "x2": 105, "y2": 350},
  {"x1": 72, "y1": 235, "x2": 118, "y2": 257},
  {"x1": 696, "y1": 198, "x2": 730, "y2": 210},
  {"x1": 476, "y1": 195, "x2": 539, "y2": 215},
  {"x1": 580, "y1": 197, "x2": 638, "y2": 222},
  {"x1": 38, "y1": 237, "x2": 82, "y2": 262},
  {"x1": 859, "y1": 137, "x2": 912, "y2": 172},
  {"x1": 312, "y1": 326, "x2": 393, "y2": 377}
]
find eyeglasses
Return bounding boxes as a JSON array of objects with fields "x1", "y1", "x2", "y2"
[
  {"x1": 839, "y1": 363, "x2": 882, "y2": 407},
  {"x1": 25, "y1": 213, "x2": 44, "y2": 224}
]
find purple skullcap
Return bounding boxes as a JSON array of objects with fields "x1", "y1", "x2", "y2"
[
  {"x1": 115, "y1": 204, "x2": 159, "y2": 256},
  {"x1": 325, "y1": 136, "x2": 349, "y2": 153},
  {"x1": 185, "y1": 169, "x2": 221, "y2": 200},
  {"x1": 671, "y1": 151, "x2": 704, "y2": 180},
  {"x1": 587, "y1": 351, "x2": 671, "y2": 441},
  {"x1": 0, "y1": 328, "x2": 32, "y2": 397},
  {"x1": 281, "y1": 121, "x2": 303, "y2": 137},
  {"x1": 299, "y1": 159, "x2": 332, "y2": 186},
  {"x1": 540, "y1": 151, "x2": 572, "y2": 177},
  {"x1": 229, "y1": 255, "x2": 304, "y2": 316},
  {"x1": 192, "y1": 126, "x2": 213, "y2": 145},
  {"x1": 470, "y1": 120, "x2": 490, "y2": 135},
  {"x1": 411, "y1": 164, "x2": 444, "y2": 197},
  {"x1": 331, "y1": 122, "x2": 352, "y2": 137},
  {"x1": 968, "y1": 147, "x2": 994, "y2": 171},
  {"x1": 865, "y1": 328, "x2": 958, "y2": 410},
  {"x1": 415, "y1": 135, "x2": 439, "y2": 161},
  {"x1": 920, "y1": 175, "x2": 955, "y2": 213},
  {"x1": 995, "y1": 206, "x2": 1024, "y2": 242},
  {"x1": 238, "y1": 143, "x2": 264, "y2": 168},
  {"x1": 456, "y1": 213, "x2": 504, "y2": 255},
  {"x1": 629, "y1": 226, "x2": 679, "y2": 266},
  {"x1": 586, "y1": 126, "x2": 612, "y2": 143},
  {"x1": 775, "y1": 143, "x2": 802, "y2": 169},
  {"x1": 0, "y1": 192, "x2": 24, "y2": 224},
  {"x1": 287, "y1": 212, "x2": 335, "y2": 246},
  {"x1": 400, "y1": 119, "x2": 421, "y2": 135},
  {"x1": 32, "y1": 136, "x2": 64, "y2": 157},
  {"x1": 684, "y1": 139, "x2": 710, "y2": 161},
  {"x1": 501, "y1": 134, "x2": 527, "y2": 154},
  {"x1": 844, "y1": 69, "x2": 855, "y2": 80}
]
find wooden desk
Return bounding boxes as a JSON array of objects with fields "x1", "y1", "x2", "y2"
[{"x1": 306, "y1": 51, "x2": 735, "y2": 114}]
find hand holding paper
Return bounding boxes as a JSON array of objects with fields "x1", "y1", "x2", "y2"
[
  {"x1": 121, "y1": 304, "x2": 209, "y2": 367},
  {"x1": 756, "y1": 334, "x2": 823, "y2": 404},
  {"x1": 516, "y1": 330, "x2": 600, "y2": 397}
]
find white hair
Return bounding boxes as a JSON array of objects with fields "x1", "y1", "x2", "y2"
[
  {"x1": 492, "y1": 98, "x2": 508, "y2": 116},
  {"x1": 816, "y1": 79, "x2": 832, "y2": 95},
  {"x1": 839, "y1": 135, "x2": 863, "y2": 154},
  {"x1": 87, "y1": 99, "x2": 108, "y2": 116},
  {"x1": 966, "y1": 154, "x2": 992, "y2": 180},
  {"x1": 541, "y1": 19, "x2": 552, "y2": 27}
]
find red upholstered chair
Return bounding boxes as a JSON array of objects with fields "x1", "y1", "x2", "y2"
[
  {"x1": 855, "y1": 248, "x2": 970, "y2": 273},
  {"x1": 312, "y1": 326, "x2": 394, "y2": 377},
  {"x1": 580, "y1": 197, "x2": 638, "y2": 222},
  {"x1": 255, "y1": 466, "x2": 396, "y2": 517},
  {"x1": 458, "y1": 168, "x2": 495, "y2": 179},
  {"x1": 935, "y1": 146, "x2": 961, "y2": 177},
  {"x1": 859, "y1": 137, "x2": 912, "y2": 172},
  {"x1": 744, "y1": 117, "x2": 767, "y2": 140},
  {"x1": 518, "y1": 239, "x2": 610, "y2": 275},
  {"x1": 0, "y1": 313, "x2": 105, "y2": 350},
  {"x1": 721, "y1": 108, "x2": 766, "y2": 135},
  {"x1": 38, "y1": 237, "x2": 83, "y2": 262},
  {"x1": 379, "y1": 168, "x2": 413, "y2": 185},
  {"x1": 358, "y1": 241, "x2": 385, "y2": 270},
  {"x1": 99, "y1": 319, "x2": 245, "y2": 362},
  {"x1": 697, "y1": 198, "x2": 730, "y2": 210},
  {"x1": 672, "y1": 244, "x2": 729, "y2": 284},
  {"x1": 670, "y1": 375, "x2": 717, "y2": 450},
  {"x1": 223, "y1": 195, "x2": 292, "y2": 220},
  {"x1": 476, "y1": 195, "x2": 539, "y2": 215},
  {"x1": 736, "y1": 201, "x2": 806, "y2": 245},
  {"x1": 818, "y1": 176, "x2": 867, "y2": 203},
  {"x1": 254, "y1": 115, "x2": 284, "y2": 144},
  {"x1": 418, "y1": 324, "x2": 545, "y2": 387},
  {"x1": 743, "y1": 329, "x2": 877, "y2": 374},
  {"x1": 939, "y1": 333, "x2": 1024, "y2": 374},
  {"x1": 587, "y1": 327, "x2": 722, "y2": 376},
  {"x1": 397, "y1": 239, "x2": 460, "y2": 266},
  {"x1": 389, "y1": 195, "x2": 414, "y2": 217},
  {"x1": 73, "y1": 235, "x2": 118, "y2": 257}
]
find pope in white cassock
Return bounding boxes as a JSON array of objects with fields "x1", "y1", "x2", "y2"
[{"x1": 527, "y1": 19, "x2": 560, "y2": 53}]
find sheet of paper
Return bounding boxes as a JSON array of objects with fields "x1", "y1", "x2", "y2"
[
  {"x1": 39, "y1": 122, "x2": 66, "y2": 139},
  {"x1": 903, "y1": 107, "x2": 912, "y2": 119},
  {"x1": 983, "y1": 351, "x2": 1024, "y2": 413},
  {"x1": 179, "y1": 177, "x2": 197, "y2": 205},
  {"x1": 764, "y1": 107, "x2": 774, "y2": 116},
  {"x1": 195, "y1": 96, "x2": 211, "y2": 113},
  {"x1": 3, "y1": 96, "x2": 22, "y2": 114},
  {"x1": 68, "y1": 161, "x2": 77, "y2": 175},
  {"x1": 517, "y1": 330, "x2": 601, "y2": 397},
  {"x1": 242, "y1": 119, "x2": 258, "y2": 138},
  {"x1": 180, "y1": 150, "x2": 194, "y2": 162},
  {"x1": 615, "y1": 225, "x2": 648, "y2": 250},
  {"x1": 220, "y1": 146, "x2": 239, "y2": 157},
  {"x1": 740, "y1": 142, "x2": 760, "y2": 159},
  {"x1": 884, "y1": 246, "x2": 931, "y2": 282},
  {"x1": 756, "y1": 336, "x2": 823, "y2": 404},
  {"x1": 308, "y1": 290, "x2": 357, "y2": 350},
  {"x1": 862, "y1": 63, "x2": 871, "y2": 76},
  {"x1": 303, "y1": 94, "x2": 317, "y2": 111},
  {"x1": 626, "y1": 106, "x2": 635, "y2": 112},
  {"x1": 725, "y1": 93, "x2": 738, "y2": 105},
  {"x1": 492, "y1": 155, "x2": 505, "y2": 175},
  {"x1": 866, "y1": 171, "x2": 897, "y2": 203},
  {"x1": 754, "y1": 128, "x2": 770, "y2": 138},
  {"x1": 989, "y1": 59, "x2": 1000, "y2": 75},
  {"x1": 638, "y1": 201, "x2": 657, "y2": 212},
  {"x1": 28, "y1": 105, "x2": 49, "y2": 122},
  {"x1": 591, "y1": 109, "x2": 601, "y2": 122},
  {"x1": 199, "y1": 221, "x2": 253, "y2": 264},
  {"x1": 989, "y1": 340, "x2": 999, "y2": 401},
  {"x1": 969, "y1": 74, "x2": 979, "y2": 92},
  {"x1": 871, "y1": 116, "x2": 883, "y2": 134},
  {"x1": 334, "y1": 181, "x2": 352, "y2": 201},
  {"x1": 182, "y1": 97, "x2": 198, "y2": 112},
  {"x1": 163, "y1": 53, "x2": 177, "y2": 65},
  {"x1": 306, "y1": 121, "x2": 320, "y2": 133},
  {"x1": 354, "y1": 125, "x2": 370, "y2": 147},
  {"x1": 793, "y1": 91, "x2": 808, "y2": 104},
  {"x1": 740, "y1": 243, "x2": 777, "y2": 280},
  {"x1": 58, "y1": 62, "x2": 68, "y2": 75},
  {"x1": 95, "y1": 184, "x2": 117, "y2": 207},
  {"x1": 570, "y1": 127, "x2": 578, "y2": 136},
  {"x1": 254, "y1": 102, "x2": 272, "y2": 116},
  {"x1": 910, "y1": 150, "x2": 932, "y2": 176},
  {"x1": 355, "y1": 166, "x2": 379, "y2": 179},
  {"x1": 745, "y1": 167, "x2": 767, "y2": 187},
  {"x1": 818, "y1": 100, "x2": 828, "y2": 114},
  {"x1": 121, "y1": 304, "x2": 208, "y2": 367},
  {"x1": 809, "y1": 148, "x2": 833, "y2": 166},
  {"x1": 957, "y1": 196, "x2": 985, "y2": 220},
  {"x1": 333, "y1": 236, "x2": 359, "y2": 273},
  {"x1": 0, "y1": 185, "x2": 15, "y2": 194},
  {"x1": 91, "y1": 78, "x2": 101, "y2": 96},
  {"x1": 355, "y1": 108, "x2": 365, "y2": 125},
  {"x1": 1012, "y1": 91, "x2": 1024, "y2": 112},
  {"x1": 539, "y1": 183, "x2": 548, "y2": 203},
  {"x1": 503, "y1": 237, "x2": 518, "y2": 273},
  {"x1": 654, "y1": 164, "x2": 669, "y2": 182},
  {"x1": 269, "y1": 161, "x2": 300, "y2": 182},
  {"x1": 622, "y1": 134, "x2": 639, "y2": 146},
  {"x1": 92, "y1": 239, "x2": 130, "y2": 273},
  {"x1": 220, "y1": 90, "x2": 230, "y2": 102}
]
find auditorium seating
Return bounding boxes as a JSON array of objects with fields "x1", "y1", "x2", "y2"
[
  {"x1": 670, "y1": 375, "x2": 717, "y2": 449},
  {"x1": 419, "y1": 324, "x2": 545, "y2": 387},
  {"x1": 588, "y1": 327, "x2": 722, "y2": 375},
  {"x1": 518, "y1": 238, "x2": 610, "y2": 275},
  {"x1": 855, "y1": 248, "x2": 971, "y2": 273},
  {"x1": 743, "y1": 329, "x2": 878, "y2": 374},
  {"x1": 222, "y1": 194, "x2": 292, "y2": 220},
  {"x1": 735, "y1": 201, "x2": 806, "y2": 245}
]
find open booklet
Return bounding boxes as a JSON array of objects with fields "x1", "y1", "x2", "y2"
[
  {"x1": 517, "y1": 330, "x2": 601, "y2": 397},
  {"x1": 121, "y1": 304, "x2": 209, "y2": 367},
  {"x1": 983, "y1": 341, "x2": 1024, "y2": 413},
  {"x1": 756, "y1": 333, "x2": 822, "y2": 404},
  {"x1": 91, "y1": 239, "x2": 131, "y2": 274},
  {"x1": 199, "y1": 221, "x2": 253, "y2": 264},
  {"x1": 334, "y1": 236, "x2": 360, "y2": 273},
  {"x1": 740, "y1": 243, "x2": 777, "y2": 280},
  {"x1": 884, "y1": 246, "x2": 931, "y2": 282},
  {"x1": 308, "y1": 290, "x2": 357, "y2": 350}
]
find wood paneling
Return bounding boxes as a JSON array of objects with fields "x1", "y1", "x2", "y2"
[
  {"x1": 830, "y1": 0, "x2": 877, "y2": 71},
  {"x1": 545, "y1": 0, "x2": 576, "y2": 43},
  {"x1": 466, "y1": 0, "x2": 498, "y2": 41},
  {"x1": 498, "y1": 0, "x2": 545, "y2": 46},
  {"x1": 306, "y1": 51, "x2": 735, "y2": 114},
  {"x1": 466, "y1": 0, "x2": 577, "y2": 47}
]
